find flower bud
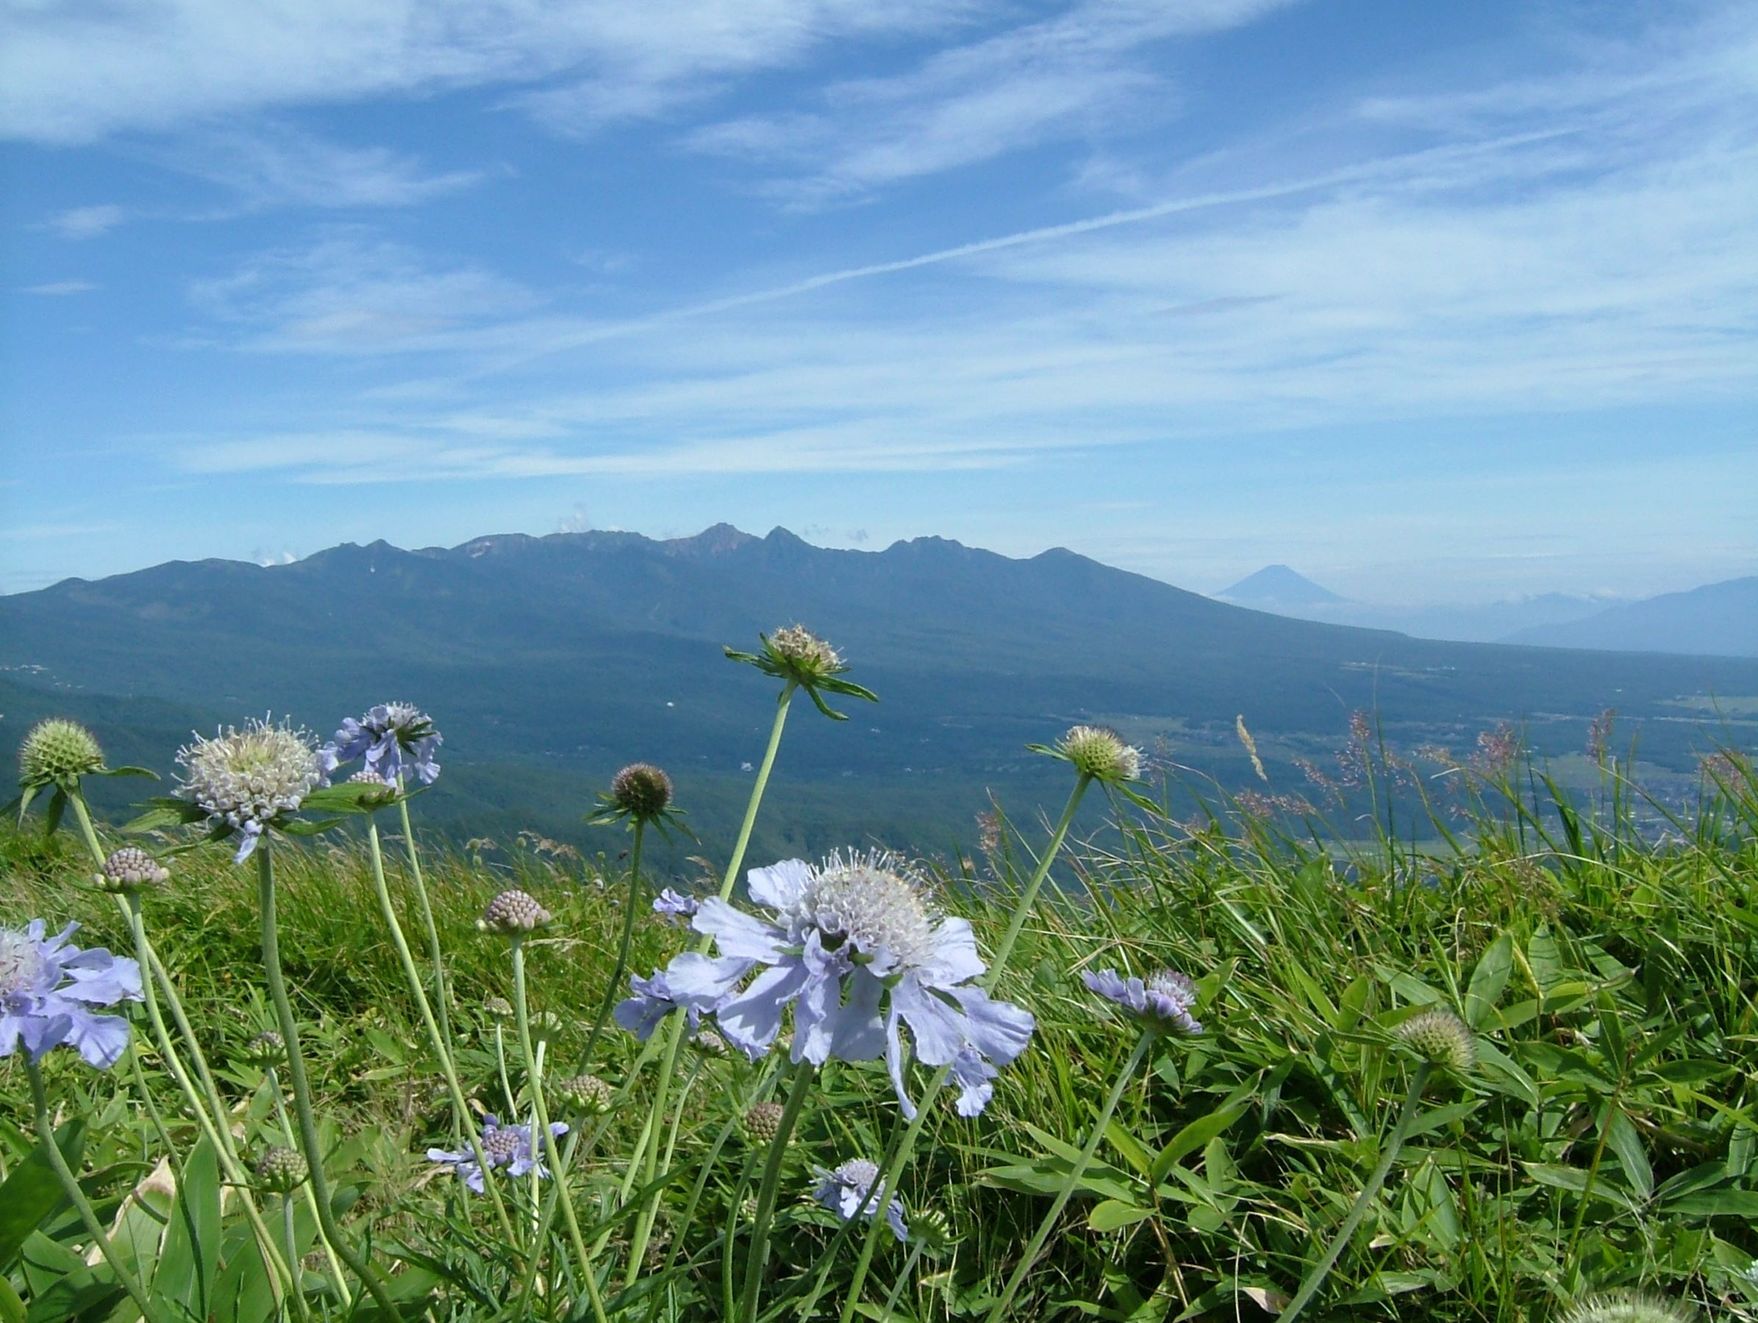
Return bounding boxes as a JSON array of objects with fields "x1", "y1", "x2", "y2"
[
  {"x1": 19, "y1": 719, "x2": 104, "y2": 786},
  {"x1": 1558, "y1": 1291, "x2": 1697, "y2": 1323},
  {"x1": 98, "y1": 847, "x2": 169, "y2": 893},
  {"x1": 347, "y1": 768, "x2": 398, "y2": 807},
  {"x1": 254, "y1": 1146, "x2": 309, "y2": 1193},
  {"x1": 478, "y1": 889, "x2": 551, "y2": 936},
  {"x1": 555, "y1": 1073, "x2": 613, "y2": 1115},
  {"x1": 483, "y1": 996, "x2": 514, "y2": 1021},
  {"x1": 1396, "y1": 1008, "x2": 1477, "y2": 1073},
  {"x1": 742, "y1": 1101, "x2": 785, "y2": 1144},
  {"x1": 1057, "y1": 725, "x2": 1140, "y2": 782},
  {"x1": 610, "y1": 763, "x2": 672, "y2": 821},
  {"x1": 690, "y1": 1028, "x2": 727, "y2": 1057},
  {"x1": 240, "y1": 1030, "x2": 285, "y2": 1068}
]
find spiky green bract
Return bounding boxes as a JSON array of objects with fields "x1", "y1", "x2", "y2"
[
  {"x1": 13, "y1": 717, "x2": 153, "y2": 834},
  {"x1": 585, "y1": 761, "x2": 690, "y2": 839},
  {"x1": 555, "y1": 1072, "x2": 614, "y2": 1115},
  {"x1": 19, "y1": 719, "x2": 105, "y2": 787},
  {"x1": 239, "y1": 1030, "x2": 284, "y2": 1067},
  {"x1": 1558, "y1": 1291, "x2": 1698, "y2": 1323},
  {"x1": 724, "y1": 624, "x2": 877, "y2": 720},
  {"x1": 1397, "y1": 1007, "x2": 1479, "y2": 1073},
  {"x1": 1034, "y1": 724, "x2": 1141, "y2": 783}
]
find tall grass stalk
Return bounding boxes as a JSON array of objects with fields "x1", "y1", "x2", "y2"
[
  {"x1": 25, "y1": 1057, "x2": 166, "y2": 1323},
  {"x1": 255, "y1": 840, "x2": 402, "y2": 1319},
  {"x1": 363, "y1": 816, "x2": 519, "y2": 1248},
  {"x1": 983, "y1": 1030, "x2": 1155, "y2": 1323}
]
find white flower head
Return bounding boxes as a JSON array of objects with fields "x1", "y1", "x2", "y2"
[{"x1": 176, "y1": 717, "x2": 322, "y2": 863}]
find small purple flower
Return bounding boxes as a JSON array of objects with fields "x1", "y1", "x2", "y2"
[
  {"x1": 813, "y1": 1158, "x2": 907, "y2": 1242},
  {"x1": 1081, "y1": 968, "x2": 1203, "y2": 1036},
  {"x1": 616, "y1": 850, "x2": 1035, "y2": 1118},
  {"x1": 653, "y1": 888, "x2": 699, "y2": 922},
  {"x1": 425, "y1": 1115, "x2": 567, "y2": 1193},
  {"x1": 321, "y1": 703, "x2": 441, "y2": 787},
  {"x1": 0, "y1": 920, "x2": 143, "y2": 1069}
]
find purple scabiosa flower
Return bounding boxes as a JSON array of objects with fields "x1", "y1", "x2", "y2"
[
  {"x1": 425, "y1": 1115, "x2": 568, "y2": 1193},
  {"x1": 616, "y1": 850, "x2": 1035, "y2": 1118},
  {"x1": 0, "y1": 920, "x2": 142, "y2": 1068},
  {"x1": 813, "y1": 1158, "x2": 907, "y2": 1242},
  {"x1": 320, "y1": 703, "x2": 441, "y2": 787},
  {"x1": 176, "y1": 717, "x2": 323, "y2": 863},
  {"x1": 1082, "y1": 968, "x2": 1203, "y2": 1036},
  {"x1": 653, "y1": 888, "x2": 699, "y2": 921}
]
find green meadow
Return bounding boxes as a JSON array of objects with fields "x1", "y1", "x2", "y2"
[{"x1": 2, "y1": 669, "x2": 1755, "y2": 1322}]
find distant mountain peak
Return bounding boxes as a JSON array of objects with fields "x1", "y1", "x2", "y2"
[
  {"x1": 665, "y1": 523, "x2": 757, "y2": 556},
  {"x1": 1219, "y1": 564, "x2": 1348, "y2": 606}
]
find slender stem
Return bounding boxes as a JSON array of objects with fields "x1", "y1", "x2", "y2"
[
  {"x1": 719, "y1": 681, "x2": 795, "y2": 904},
  {"x1": 396, "y1": 793, "x2": 455, "y2": 1136},
  {"x1": 365, "y1": 818, "x2": 520, "y2": 1247},
  {"x1": 738, "y1": 1065, "x2": 815, "y2": 1322},
  {"x1": 256, "y1": 841, "x2": 403, "y2": 1320},
  {"x1": 495, "y1": 1023, "x2": 518, "y2": 1116},
  {"x1": 120, "y1": 894, "x2": 298, "y2": 1311},
  {"x1": 578, "y1": 816, "x2": 646, "y2": 1075},
  {"x1": 269, "y1": 1067, "x2": 350, "y2": 1308},
  {"x1": 623, "y1": 682, "x2": 798, "y2": 1271},
  {"x1": 512, "y1": 941, "x2": 598, "y2": 1298},
  {"x1": 25, "y1": 1058, "x2": 166, "y2": 1323},
  {"x1": 876, "y1": 1243, "x2": 925, "y2": 1323},
  {"x1": 984, "y1": 1032, "x2": 1153, "y2": 1323},
  {"x1": 1278, "y1": 1061, "x2": 1432, "y2": 1323},
  {"x1": 834, "y1": 773, "x2": 1093, "y2": 1323},
  {"x1": 282, "y1": 1196, "x2": 300, "y2": 1301},
  {"x1": 983, "y1": 774, "x2": 1092, "y2": 986}
]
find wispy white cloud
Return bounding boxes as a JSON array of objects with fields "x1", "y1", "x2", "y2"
[
  {"x1": 683, "y1": 0, "x2": 1297, "y2": 204},
  {"x1": 165, "y1": 124, "x2": 488, "y2": 211},
  {"x1": 0, "y1": 0, "x2": 982, "y2": 144},
  {"x1": 186, "y1": 233, "x2": 541, "y2": 354},
  {"x1": 42, "y1": 204, "x2": 125, "y2": 239},
  {"x1": 20, "y1": 280, "x2": 97, "y2": 296}
]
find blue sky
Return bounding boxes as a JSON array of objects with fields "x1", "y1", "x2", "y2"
[{"x1": 3, "y1": 0, "x2": 1755, "y2": 604}]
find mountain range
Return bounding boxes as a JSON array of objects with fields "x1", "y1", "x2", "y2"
[
  {"x1": 1216, "y1": 566, "x2": 1755, "y2": 656},
  {"x1": 3, "y1": 526, "x2": 1753, "y2": 857}
]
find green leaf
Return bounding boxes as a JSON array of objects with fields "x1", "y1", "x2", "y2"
[
  {"x1": 154, "y1": 1137, "x2": 222, "y2": 1319},
  {"x1": 94, "y1": 766, "x2": 158, "y2": 780},
  {"x1": 0, "y1": 1275, "x2": 24, "y2": 1323},
  {"x1": 1600, "y1": 1106, "x2": 1653, "y2": 1200},
  {"x1": 1463, "y1": 933, "x2": 1513, "y2": 1029},
  {"x1": 277, "y1": 816, "x2": 342, "y2": 837},
  {"x1": 0, "y1": 1120, "x2": 85, "y2": 1269},
  {"x1": 1088, "y1": 1200, "x2": 1153, "y2": 1232},
  {"x1": 1661, "y1": 1189, "x2": 1758, "y2": 1217},
  {"x1": 1148, "y1": 1105, "x2": 1246, "y2": 1186}
]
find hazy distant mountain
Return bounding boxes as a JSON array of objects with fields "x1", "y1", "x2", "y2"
[
  {"x1": 1217, "y1": 565, "x2": 1348, "y2": 609},
  {"x1": 1503, "y1": 577, "x2": 1758, "y2": 657},
  {"x1": 3, "y1": 527, "x2": 1752, "y2": 851},
  {"x1": 1212, "y1": 567, "x2": 1617, "y2": 644}
]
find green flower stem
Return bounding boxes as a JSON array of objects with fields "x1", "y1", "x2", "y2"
[
  {"x1": 281, "y1": 1196, "x2": 300, "y2": 1304},
  {"x1": 364, "y1": 818, "x2": 520, "y2": 1249},
  {"x1": 25, "y1": 1057, "x2": 166, "y2": 1323},
  {"x1": 494, "y1": 1023, "x2": 518, "y2": 1116},
  {"x1": 117, "y1": 893, "x2": 299, "y2": 1313},
  {"x1": 576, "y1": 816, "x2": 646, "y2": 1076},
  {"x1": 982, "y1": 773, "x2": 1092, "y2": 986},
  {"x1": 738, "y1": 1064, "x2": 816, "y2": 1323},
  {"x1": 832, "y1": 772, "x2": 1093, "y2": 1323},
  {"x1": 718, "y1": 679, "x2": 796, "y2": 904},
  {"x1": 984, "y1": 1031, "x2": 1154, "y2": 1323},
  {"x1": 269, "y1": 1067, "x2": 351, "y2": 1310},
  {"x1": 396, "y1": 793, "x2": 455, "y2": 1137},
  {"x1": 511, "y1": 939, "x2": 600, "y2": 1313},
  {"x1": 1278, "y1": 1061, "x2": 1433, "y2": 1323},
  {"x1": 256, "y1": 842, "x2": 403, "y2": 1321},
  {"x1": 623, "y1": 680, "x2": 798, "y2": 1274},
  {"x1": 876, "y1": 1241, "x2": 925, "y2": 1323}
]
